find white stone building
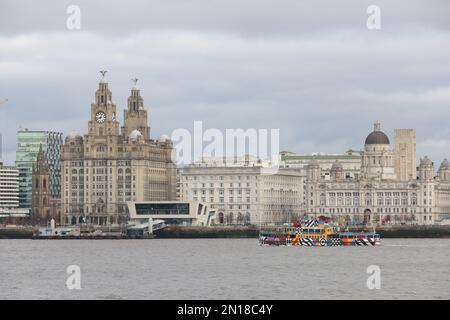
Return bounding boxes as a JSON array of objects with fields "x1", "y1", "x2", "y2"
[
  {"x1": 304, "y1": 122, "x2": 450, "y2": 225},
  {"x1": 178, "y1": 123, "x2": 450, "y2": 226},
  {"x1": 179, "y1": 156, "x2": 303, "y2": 225}
]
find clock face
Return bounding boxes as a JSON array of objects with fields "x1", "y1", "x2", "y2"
[{"x1": 95, "y1": 111, "x2": 106, "y2": 124}]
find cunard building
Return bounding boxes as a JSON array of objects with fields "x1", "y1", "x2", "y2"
[{"x1": 61, "y1": 72, "x2": 176, "y2": 225}]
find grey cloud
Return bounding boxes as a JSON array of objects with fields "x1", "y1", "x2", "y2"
[
  {"x1": 1, "y1": 0, "x2": 450, "y2": 36},
  {"x1": 0, "y1": 1, "x2": 449, "y2": 166}
]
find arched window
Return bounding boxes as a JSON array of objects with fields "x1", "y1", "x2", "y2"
[
  {"x1": 228, "y1": 212, "x2": 234, "y2": 225},
  {"x1": 43, "y1": 179, "x2": 47, "y2": 189},
  {"x1": 365, "y1": 193, "x2": 372, "y2": 206},
  {"x1": 245, "y1": 212, "x2": 251, "y2": 225},
  {"x1": 43, "y1": 197, "x2": 47, "y2": 206},
  {"x1": 35, "y1": 178, "x2": 39, "y2": 189},
  {"x1": 320, "y1": 193, "x2": 326, "y2": 206}
]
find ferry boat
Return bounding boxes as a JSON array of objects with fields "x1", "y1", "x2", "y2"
[{"x1": 259, "y1": 218, "x2": 380, "y2": 247}]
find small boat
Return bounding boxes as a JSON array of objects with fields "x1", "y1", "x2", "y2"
[{"x1": 259, "y1": 219, "x2": 380, "y2": 247}]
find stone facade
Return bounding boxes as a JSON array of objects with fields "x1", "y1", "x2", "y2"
[
  {"x1": 304, "y1": 122, "x2": 450, "y2": 225},
  {"x1": 31, "y1": 145, "x2": 61, "y2": 225},
  {"x1": 61, "y1": 73, "x2": 176, "y2": 225},
  {"x1": 394, "y1": 129, "x2": 416, "y2": 181},
  {"x1": 179, "y1": 156, "x2": 303, "y2": 225},
  {"x1": 179, "y1": 123, "x2": 450, "y2": 226}
]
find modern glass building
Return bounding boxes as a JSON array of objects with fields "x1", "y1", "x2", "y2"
[
  {"x1": 15, "y1": 130, "x2": 63, "y2": 208},
  {"x1": 126, "y1": 201, "x2": 215, "y2": 226}
]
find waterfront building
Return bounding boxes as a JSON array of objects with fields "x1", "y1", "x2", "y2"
[
  {"x1": 15, "y1": 129, "x2": 63, "y2": 208},
  {"x1": 303, "y1": 122, "x2": 450, "y2": 225},
  {"x1": 179, "y1": 156, "x2": 303, "y2": 225},
  {"x1": 394, "y1": 129, "x2": 417, "y2": 181},
  {"x1": 61, "y1": 73, "x2": 176, "y2": 226},
  {"x1": 31, "y1": 146, "x2": 62, "y2": 225},
  {"x1": 0, "y1": 162, "x2": 27, "y2": 224},
  {"x1": 0, "y1": 161, "x2": 19, "y2": 209},
  {"x1": 127, "y1": 201, "x2": 215, "y2": 227}
]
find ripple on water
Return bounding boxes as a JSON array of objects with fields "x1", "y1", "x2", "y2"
[{"x1": 0, "y1": 238, "x2": 448, "y2": 299}]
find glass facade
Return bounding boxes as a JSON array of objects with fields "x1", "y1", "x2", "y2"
[
  {"x1": 135, "y1": 203, "x2": 190, "y2": 215},
  {"x1": 15, "y1": 130, "x2": 63, "y2": 208}
]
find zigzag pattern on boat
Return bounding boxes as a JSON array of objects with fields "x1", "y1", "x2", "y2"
[
  {"x1": 258, "y1": 218, "x2": 381, "y2": 247},
  {"x1": 303, "y1": 220, "x2": 318, "y2": 228},
  {"x1": 354, "y1": 239, "x2": 370, "y2": 246},
  {"x1": 300, "y1": 238, "x2": 314, "y2": 246}
]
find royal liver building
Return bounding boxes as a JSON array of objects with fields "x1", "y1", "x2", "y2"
[
  {"x1": 61, "y1": 73, "x2": 176, "y2": 225},
  {"x1": 304, "y1": 122, "x2": 450, "y2": 226}
]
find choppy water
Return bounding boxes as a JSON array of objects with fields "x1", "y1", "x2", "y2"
[{"x1": 0, "y1": 239, "x2": 449, "y2": 299}]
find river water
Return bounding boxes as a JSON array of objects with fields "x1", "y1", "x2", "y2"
[{"x1": 0, "y1": 238, "x2": 448, "y2": 299}]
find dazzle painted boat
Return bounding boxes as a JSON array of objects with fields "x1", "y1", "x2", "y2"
[{"x1": 259, "y1": 218, "x2": 380, "y2": 247}]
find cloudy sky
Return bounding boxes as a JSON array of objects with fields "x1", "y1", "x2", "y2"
[{"x1": 1, "y1": 0, "x2": 450, "y2": 165}]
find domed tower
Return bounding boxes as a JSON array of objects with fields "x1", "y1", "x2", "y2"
[
  {"x1": 330, "y1": 160, "x2": 344, "y2": 181},
  {"x1": 361, "y1": 121, "x2": 397, "y2": 180},
  {"x1": 158, "y1": 134, "x2": 171, "y2": 143},
  {"x1": 129, "y1": 129, "x2": 143, "y2": 142},
  {"x1": 419, "y1": 156, "x2": 435, "y2": 181},
  {"x1": 438, "y1": 159, "x2": 450, "y2": 182},
  {"x1": 306, "y1": 158, "x2": 321, "y2": 182}
]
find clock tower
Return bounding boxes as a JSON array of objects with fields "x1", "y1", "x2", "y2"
[
  {"x1": 61, "y1": 72, "x2": 176, "y2": 226},
  {"x1": 85, "y1": 71, "x2": 120, "y2": 158}
]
